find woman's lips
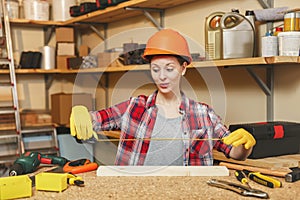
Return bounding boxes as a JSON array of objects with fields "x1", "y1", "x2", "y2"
[{"x1": 159, "y1": 83, "x2": 169, "y2": 89}]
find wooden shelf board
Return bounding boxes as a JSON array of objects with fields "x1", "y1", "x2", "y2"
[
  {"x1": 1, "y1": 57, "x2": 298, "y2": 75},
  {"x1": 10, "y1": 18, "x2": 64, "y2": 27},
  {"x1": 62, "y1": 0, "x2": 197, "y2": 25}
]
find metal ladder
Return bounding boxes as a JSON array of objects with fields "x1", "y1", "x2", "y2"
[{"x1": 0, "y1": 0, "x2": 22, "y2": 164}]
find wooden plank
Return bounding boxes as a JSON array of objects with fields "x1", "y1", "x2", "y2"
[
  {"x1": 213, "y1": 150, "x2": 299, "y2": 169},
  {"x1": 97, "y1": 166, "x2": 229, "y2": 176},
  {"x1": 63, "y1": 0, "x2": 197, "y2": 24}
]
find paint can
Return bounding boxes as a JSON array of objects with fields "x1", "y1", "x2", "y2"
[{"x1": 284, "y1": 12, "x2": 300, "y2": 31}]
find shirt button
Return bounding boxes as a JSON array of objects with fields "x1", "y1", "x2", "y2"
[
  {"x1": 184, "y1": 132, "x2": 187, "y2": 135},
  {"x1": 186, "y1": 148, "x2": 189, "y2": 152}
]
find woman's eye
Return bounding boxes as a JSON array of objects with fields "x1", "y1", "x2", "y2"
[
  {"x1": 151, "y1": 67, "x2": 159, "y2": 73},
  {"x1": 166, "y1": 67, "x2": 174, "y2": 72}
]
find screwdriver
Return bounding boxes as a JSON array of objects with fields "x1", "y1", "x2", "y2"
[
  {"x1": 242, "y1": 169, "x2": 282, "y2": 188},
  {"x1": 235, "y1": 170, "x2": 251, "y2": 188}
]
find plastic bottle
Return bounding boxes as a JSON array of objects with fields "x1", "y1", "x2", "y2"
[
  {"x1": 245, "y1": 10, "x2": 255, "y2": 31},
  {"x1": 274, "y1": 27, "x2": 283, "y2": 36},
  {"x1": 261, "y1": 31, "x2": 278, "y2": 57}
]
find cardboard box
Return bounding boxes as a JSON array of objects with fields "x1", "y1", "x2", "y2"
[
  {"x1": 51, "y1": 93, "x2": 93, "y2": 125},
  {"x1": 21, "y1": 110, "x2": 52, "y2": 127},
  {"x1": 98, "y1": 52, "x2": 120, "y2": 68},
  {"x1": 57, "y1": 42, "x2": 76, "y2": 56},
  {"x1": 56, "y1": 55, "x2": 76, "y2": 70},
  {"x1": 79, "y1": 45, "x2": 90, "y2": 57},
  {"x1": 55, "y1": 27, "x2": 74, "y2": 42}
]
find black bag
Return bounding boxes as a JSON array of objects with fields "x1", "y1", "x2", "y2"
[
  {"x1": 19, "y1": 51, "x2": 42, "y2": 69},
  {"x1": 229, "y1": 121, "x2": 300, "y2": 159}
]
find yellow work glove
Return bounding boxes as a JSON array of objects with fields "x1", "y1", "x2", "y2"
[
  {"x1": 222, "y1": 128, "x2": 256, "y2": 149},
  {"x1": 70, "y1": 105, "x2": 98, "y2": 140}
]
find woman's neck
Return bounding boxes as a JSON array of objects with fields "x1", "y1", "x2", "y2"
[{"x1": 156, "y1": 91, "x2": 181, "y2": 106}]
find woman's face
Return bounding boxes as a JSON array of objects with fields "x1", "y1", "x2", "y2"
[{"x1": 150, "y1": 55, "x2": 186, "y2": 95}]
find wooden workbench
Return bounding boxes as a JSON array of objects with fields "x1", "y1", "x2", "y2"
[{"x1": 20, "y1": 170, "x2": 299, "y2": 200}]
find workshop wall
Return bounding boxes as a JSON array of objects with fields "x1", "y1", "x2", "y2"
[{"x1": 9, "y1": 0, "x2": 300, "y2": 126}]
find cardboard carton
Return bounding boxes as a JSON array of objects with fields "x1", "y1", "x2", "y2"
[
  {"x1": 55, "y1": 27, "x2": 75, "y2": 43},
  {"x1": 51, "y1": 93, "x2": 93, "y2": 125}
]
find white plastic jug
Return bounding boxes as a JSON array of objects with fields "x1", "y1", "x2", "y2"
[{"x1": 220, "y1": 12, "x2": 255, "y2": 59}]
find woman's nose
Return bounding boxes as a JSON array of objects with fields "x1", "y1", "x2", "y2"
[{"x1": 159, "y1": 69, "x2": 166, "y2": 80}]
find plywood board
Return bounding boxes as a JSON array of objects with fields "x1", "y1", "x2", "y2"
[
  {"x1": 97, "y1": 166, "x2": 229, "y2": 177},
  {"x1": 213, "y1": 150, "x2": 300, "y2": 168}
]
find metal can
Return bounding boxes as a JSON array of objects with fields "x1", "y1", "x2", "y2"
[{"x1": 284, "y1": 12, "x2": 300, "y2": 31}]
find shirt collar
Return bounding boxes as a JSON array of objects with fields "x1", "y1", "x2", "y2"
[{"x1": 146, "y1": 90, "x2": 189, "y2": 115}]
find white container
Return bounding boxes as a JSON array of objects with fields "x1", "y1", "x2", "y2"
[
  {"x1": 52, "y1": 0, "x2": 76, "y2": 21},
  {"x1": 220, "y1": 12, "x2": 255, "y2": 59},
  {"x1": 23, "y1": 0, "x2": 49, "y2": 21},
  {"x1": 278, "y1": 32, "x2": 300, "y2": 56},
  {"x1": 261, "y1": 36, "x2": 278, "y2": 57},
  {"x1": 5, "y1": 0, "x2": 19, "y2": 19}
]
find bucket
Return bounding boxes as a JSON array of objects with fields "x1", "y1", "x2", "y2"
[
  {"x1": 5, "y1": 0, "x2": 19, "y2": 19},
  {"x1": 52, "y1": 0, "x2": 76, "y2": 21},
  {"x1": 23, "y1": 0, "x2": 49, "y2": 21}
]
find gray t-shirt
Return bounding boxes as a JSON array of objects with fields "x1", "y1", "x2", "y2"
[{"x1": 144, "y1": 112, "x2": 184, "y2": 166}]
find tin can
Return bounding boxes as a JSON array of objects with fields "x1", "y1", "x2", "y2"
[{"x1": 284, "y1": 12, "x2": 300, "y2": 31}]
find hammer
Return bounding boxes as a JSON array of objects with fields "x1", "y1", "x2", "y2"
[{"x1": 285, "y1": 167, "x2": 300, "y2": 182}]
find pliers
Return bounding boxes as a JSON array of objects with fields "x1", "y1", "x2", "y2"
[{"x1": 207, "y1": 179, "x2": 269, "y2": 199}]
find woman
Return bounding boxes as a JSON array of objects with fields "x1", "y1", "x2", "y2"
[{"x1": 70, "y1": 29, "x2": 256, "y2": 166}]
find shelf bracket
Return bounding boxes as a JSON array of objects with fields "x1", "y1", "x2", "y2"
[
  {"x1": 257, "y1": 0, "x2": 271, "y2": 9},
  {"x1": 90, "y1": 73, "x2": 110, "y2": 108},
  {"x1": 125, "y1": 7, "x2": 165, "y2": 30},
  {"x1": 43, "y1": 26, "x2": 55, "y2": 45},
  {"x1": 246, "y1": 66, "x2": 274, "y2": 121},
  {"x1": 44, "y1": 74, "x2": 54, "y2": 111}
]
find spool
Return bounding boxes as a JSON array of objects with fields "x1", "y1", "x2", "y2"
[
  {"x1": 40, "y1": 46, "x2": 55, "y2": 70},
  {"x1": 23, "y1": 0, "x2": 49, "y2": 21},
  {"x1": 52, "y1": 0, "x2": 76, "y2": 21}
]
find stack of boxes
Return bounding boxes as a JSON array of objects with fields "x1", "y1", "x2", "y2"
[{"x1": 55, "y1": 27, "x2": 76, "y2": 70}]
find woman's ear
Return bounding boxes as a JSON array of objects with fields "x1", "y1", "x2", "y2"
[{"x1": 181, "y1": 62, "x2": 187, "y2": 76}]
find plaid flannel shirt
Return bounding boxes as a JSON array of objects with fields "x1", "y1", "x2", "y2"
[{"x1": 90, "y1": 91, "x2": 232, "y2": 166}]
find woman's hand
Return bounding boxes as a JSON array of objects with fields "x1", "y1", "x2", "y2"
[{"x1": 70, "y1": 105, "x2": 98, "y2": 140}]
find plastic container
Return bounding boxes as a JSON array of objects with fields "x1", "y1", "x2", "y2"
[
  {"x1": 0, "y1": 175, "x2": 32, "y2": 199},
  {"x1": 5, "y1": 0, "x2": 19, "y2": 19},
  {"x1": 278, "y1": 31, "x2": 300, "y2": 56},
  {"x1": 220, "y1": 12, "x2": 255, "y2": 59},
  {"x1": 23, "y1": 0, "x2": 49, "y2": 21},
  {"x1": 52, "y1": 0, "x2": 76, "y2": 21},
  {"x1": 261, "y1": 31, "x2": 278, "y2": 57},
  {"x1": 36, "y1": 172, "x2": 68, "y2": 192},
  {"x1": 284, "y1": 12, "x2": 300, "y2": 31}
]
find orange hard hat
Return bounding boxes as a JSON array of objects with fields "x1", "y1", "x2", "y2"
[{"x1": 143, "y1": 29, "x2": 192, "y2": 64}]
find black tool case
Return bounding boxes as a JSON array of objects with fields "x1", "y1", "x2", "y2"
[{"x1": 229, "y1": 121, "x2": 300, "y2": 159}]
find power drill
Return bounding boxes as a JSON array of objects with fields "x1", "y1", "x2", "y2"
[
  {"x1": 9, "y1": 152, "x2": 69, "y2": 176},
  {"x1": 9, "y1": 152, "x2": 41, "y2": 176}
]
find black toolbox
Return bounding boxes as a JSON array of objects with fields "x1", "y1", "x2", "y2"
[
  {"x1": 96, "y1": 0, "x2": 128, "y2": 9},
  {"x1": 229, "y1": 121, "x2": 300, "y2": 159}
]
